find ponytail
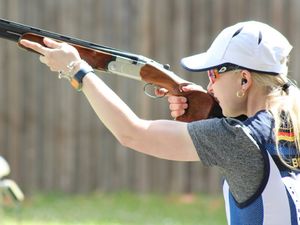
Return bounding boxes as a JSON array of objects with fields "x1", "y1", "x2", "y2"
[{"x1": 251, "y1": 72, "x2": 300, "y2": 170}]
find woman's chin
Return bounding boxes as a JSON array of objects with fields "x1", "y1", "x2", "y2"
[{"x1": 222, "y1": 109, "x2": 240, "y2": 118}]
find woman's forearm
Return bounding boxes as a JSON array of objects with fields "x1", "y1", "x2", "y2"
[
  {"x1": 82, "y1": 72, "x2": 199, "y2": 161},
  {"x1": 82, "y1": 72, "x2": 141, "y2": 144}
]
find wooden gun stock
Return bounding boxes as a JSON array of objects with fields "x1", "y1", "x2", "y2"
[{"x1": 140, "y1": 64, "x2": 222, "y2": 122}]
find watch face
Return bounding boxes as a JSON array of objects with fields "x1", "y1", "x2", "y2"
[{"x1": 70, "y1": 78, "x2": 82, "y2": 91}]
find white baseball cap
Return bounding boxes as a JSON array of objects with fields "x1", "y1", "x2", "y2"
[{"x1": 181, "y1": 21, "x2": 292, "y2": 75}]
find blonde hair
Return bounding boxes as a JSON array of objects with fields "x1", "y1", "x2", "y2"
[{"x1": 251, "y1": 72, "x2": 300, "y2": 169}]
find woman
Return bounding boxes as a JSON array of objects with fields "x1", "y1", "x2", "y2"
[{"x1": 20, "y1": 21, "x2": 300, "y2": 224}]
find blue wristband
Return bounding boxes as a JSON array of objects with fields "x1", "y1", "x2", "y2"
[{"x1": 70, "y1": 62, "x2": 94, "y2": 91}]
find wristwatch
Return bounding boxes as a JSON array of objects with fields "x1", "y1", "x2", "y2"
[{"x1": 70, "y1": 61, "x2": 94, "y2": 91}]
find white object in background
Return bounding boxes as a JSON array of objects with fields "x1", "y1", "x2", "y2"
[{"x1": 0, "y1": 156, "x2": 10, "y2": 179}]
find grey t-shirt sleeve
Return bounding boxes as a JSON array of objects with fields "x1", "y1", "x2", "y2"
[{"x1": 187, "y1": 118, "x2": 265, "y2": 203}]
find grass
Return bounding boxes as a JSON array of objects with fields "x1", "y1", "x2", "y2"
[{"x1": 1, "y1": 192, "x2": 226, "y2": 225}]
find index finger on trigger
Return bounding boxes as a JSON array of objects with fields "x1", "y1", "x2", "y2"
[
  {"x1": 19, "y1": 39, "x2": 49, "y2": 56},
  {"x1": 154, "y1": 87, "x2": 168, "y2": 97}
]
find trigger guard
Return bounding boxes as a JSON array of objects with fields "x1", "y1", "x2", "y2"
[{"x1": 143, "y1": 83, "x2": 166, "y2": 99}]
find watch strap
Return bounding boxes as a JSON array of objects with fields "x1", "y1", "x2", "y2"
[{"x1": 70, "y1": 61, "x2": 94, "y2": 91}]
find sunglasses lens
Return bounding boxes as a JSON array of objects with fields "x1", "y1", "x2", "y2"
[{"x1": 208, "y1": 70, "x2": 216, "y2": 83}]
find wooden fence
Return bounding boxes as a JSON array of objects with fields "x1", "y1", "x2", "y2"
[{"x1": 0, "y1": 0, "x2": 299, "y2": 194}]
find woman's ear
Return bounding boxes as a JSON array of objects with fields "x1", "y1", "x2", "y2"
[
  {"x1": 241, "y1": 78, "x2": 247, "y2": 85},
  {"x1": 240, "y1": 70, "x2": 252, "y2": 90}
]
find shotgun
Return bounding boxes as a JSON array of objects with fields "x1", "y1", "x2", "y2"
[{"x1": 0, "y1": 18, "x2": 222, "y2": 122}]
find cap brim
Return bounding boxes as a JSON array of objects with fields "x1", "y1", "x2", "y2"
[{"x1": 180, "y1": 52, "x2": 221, "y2": 72}]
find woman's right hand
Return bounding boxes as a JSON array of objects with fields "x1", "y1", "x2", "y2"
[{"x1": 156, "y1": 84, "x2": 206, "y2": 119}]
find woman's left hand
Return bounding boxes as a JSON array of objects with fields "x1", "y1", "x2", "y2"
[{"x1": 20, "y1": 37, "x2": 81, "y2": 74}]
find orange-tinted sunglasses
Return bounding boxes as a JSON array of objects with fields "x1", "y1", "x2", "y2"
[
  {"x1": 207, "y1": 69, "x2": 221, "y2": 84},
  {"x1": 207, "y1": 64, "x2": 241, "y2": 84}
]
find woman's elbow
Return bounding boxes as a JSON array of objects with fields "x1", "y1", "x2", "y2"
[{"x1": 116, "y1": 134, "x2": 134, "y2": 148}]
